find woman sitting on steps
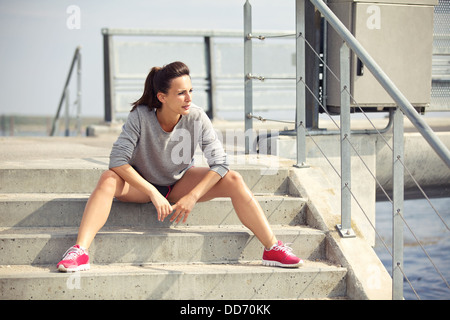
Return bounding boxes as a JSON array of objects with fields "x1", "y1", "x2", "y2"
[{"x1": 57, "y1": 61, "x2": 303, "y2": 272}]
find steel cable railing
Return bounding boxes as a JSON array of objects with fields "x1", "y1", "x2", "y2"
[
  {"x1": 303, "y1": 0, "x2": 450, "y2": 300},
  {"x1": 243, "y1": 0, "x2": 449, "y2": 299}
]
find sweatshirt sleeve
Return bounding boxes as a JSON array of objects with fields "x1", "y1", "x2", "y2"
[
  {"x1": 109, "y1": 110, "x2": 141, "y2": 169},
  {"x1": 199, "y1": 111, "x2": 229, "y2": 177}
]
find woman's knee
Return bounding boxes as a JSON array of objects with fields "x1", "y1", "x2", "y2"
[
  {"x1": 99, "y1": 169, "x2": 121, "y2": 183},
  {"x1": 96, "y1": 170, "x2": 123, "y2": 195},
  {"x1": 223, "y1": 170, "x2": 246, "y2": 190}
]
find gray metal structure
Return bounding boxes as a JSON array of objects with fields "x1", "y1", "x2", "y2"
[
  {"x1": 326, "y1": 0, "x2": 437, "y2": 112},
  {"x1": 432, "y1": 0, "x2": 450, "y2": 111}
]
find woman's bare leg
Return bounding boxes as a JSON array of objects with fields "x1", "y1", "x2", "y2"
[
  {"x1": 168, "y1": 167, "x2": 277, "y2": 249},
  {"x1": 76, "y1": 170, "x2": 150, "y2": 249},
  {"x1": 77, "y1": 167, "x2": 277, "y2": 250}
]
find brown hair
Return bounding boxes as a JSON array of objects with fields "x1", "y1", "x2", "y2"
[{"x1": 131, "y1": 61, "x2": 190, "y2": 112}]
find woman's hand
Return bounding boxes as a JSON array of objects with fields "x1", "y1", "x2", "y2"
[
  {"x1": 150, "y1": 192, "x2": 173, "y2": 222},
  {"x1": 170, "y1": 193, "x2": 198, "y2": 224},
  {"x1": 168, "y1": 170, "x2": 223, "y2": 224},
  {"x1": 110, "y1": 164, "x2": 174, "y2": 222}
]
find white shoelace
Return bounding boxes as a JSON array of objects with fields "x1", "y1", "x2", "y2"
[
  {"x1": 272, "y1": 242, "x2": 295, "y2": 255},
  {"x1": 61, "y1": 246, "x2": 85, "y2": 260}
]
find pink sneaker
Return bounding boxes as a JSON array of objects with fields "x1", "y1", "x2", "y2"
[
  {"x1": 57, "y1": 245, "x2": 90, "y2": 272},
  {"x1": 262, "y1": 241, "x2": 304, "y2": 268}
]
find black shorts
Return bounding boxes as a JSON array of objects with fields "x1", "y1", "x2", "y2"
[{"x1": 154, "y1": 184, "x2": 174, "y2": 199}]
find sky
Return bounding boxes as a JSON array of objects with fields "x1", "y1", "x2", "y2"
[{"x1": 0, "y1": 0, "x2": 296, "y2": 117}]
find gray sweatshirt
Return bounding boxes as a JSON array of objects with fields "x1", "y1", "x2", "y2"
[{"x1": 109, "y1": 104, "x2": 229, "y2": 186}]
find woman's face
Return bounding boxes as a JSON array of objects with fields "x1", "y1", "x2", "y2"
[{"x1": 158, "y1": 75, "x2": 193, "y2": 117}]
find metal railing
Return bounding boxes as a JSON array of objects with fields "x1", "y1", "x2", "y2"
[
  {"x1": 50, "y1": 46, "x2": 82, "y2": 136},
  {"x1": 101, "y1": 29, "x2": 238, "y2": 122},
  {"x1": 244, "y1": 0, "x2": 450, "y2": 300},
  {"x1": 101, "y1": 28, "x2": 297, "y2": 123}
]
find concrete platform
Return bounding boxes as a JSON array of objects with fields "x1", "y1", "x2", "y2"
[
  {"x1": 0, "y1": 135, "x2": 352, "y2": 300},
  {"x1": 0, "y1": 133, "x2": 397, "y2": 299}
]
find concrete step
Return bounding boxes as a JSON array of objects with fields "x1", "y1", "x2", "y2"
[
  {"x1": 0, "y1": 155, "x2": 350, "y2": 300},
  {"x1": 0, "y1": 166, "x2": 290, "y2": 194},
  {"x1": 0, "y1": 261, "x2": 347, "y2": 300},
  {"x1": 0, "y1": 226, "x2": 325, "y2": 266},
  {"x1": 0, "y1": 193, "x2": 307, "y2": 228}
]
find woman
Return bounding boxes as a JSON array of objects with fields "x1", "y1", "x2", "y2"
[{"x1": 57, "y1": 61, "x2": 303, "y2": 272}]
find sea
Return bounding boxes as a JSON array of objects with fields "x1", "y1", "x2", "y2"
[{"x1": 375, "y1": 197, "x2": 450, "y2": 300}]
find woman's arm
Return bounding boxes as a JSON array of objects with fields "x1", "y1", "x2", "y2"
[
  {"x1": 170, "y1": 170, "x2": 223, "y2": 223},
  {"x1": 111, "y1": 164, "x2": 173, "y2": 222}
]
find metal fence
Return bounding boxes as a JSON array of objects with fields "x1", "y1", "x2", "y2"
[{"x1": 102, "y1": 29, "x2": 296, "y2": 123}]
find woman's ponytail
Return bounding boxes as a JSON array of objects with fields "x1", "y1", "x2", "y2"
[
  {"x1": 131, "y1": 66, "x2": 161, "y2": 111},
  {"x1": 131, "y1": 61, "x2": 190, "y2": 112}
]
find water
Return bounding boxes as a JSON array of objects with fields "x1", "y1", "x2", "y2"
[{"x1": 374, "y1": 197, "x2": 450, "y2": 300}]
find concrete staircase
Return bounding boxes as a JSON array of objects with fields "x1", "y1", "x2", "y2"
[{"x1": 0, "y1": 162, "x2": 348, "y2": 299}]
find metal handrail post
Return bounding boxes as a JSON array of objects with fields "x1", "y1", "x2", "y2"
[
  {"x1": 309, "y1": 0, "x2": 450, "y2": 168},
  {"x1": 103, "y1": 30, "x2": 114, "y2": 123},
  {"x1": 50, "y1": 46, "x2": 81, "y2": 136},
  {"x1": 244, "y1": 0, "x2": 253, "y2": 154},
  {"x1": 295, "y1": 0, "x2": 307, "y2": 167},
  {"x1": 392, "y1": 106, "x2": 405, "y2": 300},
  {"x1": 64, "y1": 88, "x2": 70, "y2": 137},
  {"x1": 76, "y1": 48, "x2": 82, "y2": 136},
  {"x1": 337, "y1": 43, "x2": 355, "y2": 238},
  {"x1": 204, "y1": 36, "x2": 216, "y2": 120}
]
